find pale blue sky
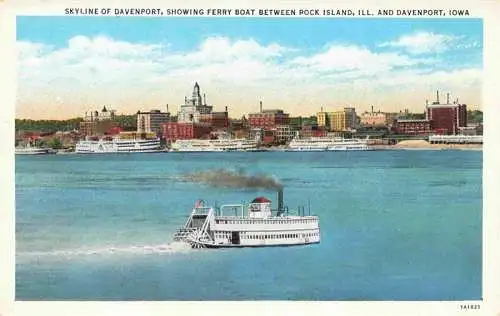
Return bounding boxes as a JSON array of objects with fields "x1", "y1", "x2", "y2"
[{"x1": 16, "y1": 17, "x2": 483, "y2": 119}]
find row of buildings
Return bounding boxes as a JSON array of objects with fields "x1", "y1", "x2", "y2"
[{"x1": 77, "y1": 83, "x2": 478, "y2": 145}]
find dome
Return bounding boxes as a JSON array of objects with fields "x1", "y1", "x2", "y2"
[{"x1": 251, "y1": 197, "x2": 271, "y2": 203}]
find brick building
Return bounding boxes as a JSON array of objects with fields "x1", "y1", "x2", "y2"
[
  {"x1": 360, "y1": 107, "x2": 397, "y2": 127},
  {"x1": 161, "y1": 122, "x2": 211, "y2": 142},
  {"x1": 248, "y1": 102, "x2": 289, "y2": 130},
  {"x1": 425, "y1": 91, "x2": 467, "y2": 135},
  {"x1": 299, "y1": 125, "x2": 327, "y2": 138},
  {"x1": 199, "y1": 107, "x2": 229, "y2": 128},
  {"x1": 394, "y1": 119, "x2": 432, "y2": 135}
]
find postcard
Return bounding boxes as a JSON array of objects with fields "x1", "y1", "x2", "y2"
[{"x1": 2, "y1": 0, "x2": 499, "y2": 315}]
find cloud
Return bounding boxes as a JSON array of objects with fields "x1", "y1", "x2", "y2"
[
  {"x1": 379, "y1": 31, "x2": 461, "y2": 55},
  {"x1": 16, "y1": 35, "x2": 482, "y2": 118}
]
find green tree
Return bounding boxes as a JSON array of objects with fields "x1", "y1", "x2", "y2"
[
  {"x1": 48, "y1": 137, "x2": 63, "y2": 149},
  {"x1": 15, "y1": 118, "x2": 83, "y2": 132},
  {"x1": 467, "y1": 110, "x2": 483, "y2": 124},
  {"x1": 115, "y1": 115, "x2": 137, "y2": 131}
]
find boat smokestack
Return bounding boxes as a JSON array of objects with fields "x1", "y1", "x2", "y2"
[
  {"x1": 277, "y1": 188, "x2": 284, "y2": 211},
  {"x1": 447, "y1": 93, "x2": 450, "y2": 104},
  {"x1": 260, "y1": 101, "x2": 263, "y2": 113},
  {"x1": 203, "y1": 93, "x2": 206, "y2": 105}
]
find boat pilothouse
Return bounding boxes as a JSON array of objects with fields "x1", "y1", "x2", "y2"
[{"x1": 173, "y1": 189, "x2": 320, "y2": 248}]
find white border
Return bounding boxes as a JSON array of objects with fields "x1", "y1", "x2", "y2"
[{"x1": 1, "y1": 0, "x2": 499, "y2": 315}]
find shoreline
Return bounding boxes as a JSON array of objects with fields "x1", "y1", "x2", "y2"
[
  {"x1": 372, "y1": 145, "x2": 482, "y2": 152},
  {"x1": 16, "y1": 143, "x2": 483, "y2": 154},
  {"x1": 376, "y1": 139, "x2": 483, "y2": 151}
]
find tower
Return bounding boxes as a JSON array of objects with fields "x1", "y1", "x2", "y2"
[{"x1": 192, "y1": 82, "x2": 202, "y2": 106}]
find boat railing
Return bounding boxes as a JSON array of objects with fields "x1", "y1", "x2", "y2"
[
  {"x1": 192, "y1": 206, "x2": 212, "y2": 215},
  {"x1": 219, "y1": 204, "x2": 245, "y2": 217},
  {"x1": 173, "y1": 227, "x2": 199, "y2": 241}
]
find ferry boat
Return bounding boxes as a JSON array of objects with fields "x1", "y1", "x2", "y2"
[
  {"x1": 75, "y1": 137, "x2": 162, "y2": 154},
  {"x1": 15, "y1": 143, "x2": 54, "y2": 155},
  {"x1": 171, "y1": 138, "x2": 259, "y2": 152},
  {"x1": 173, "y1": 189, "x2": 320, "y2": 248},
  {"x1": 288, "y1": 136, "x2": 371, "y2": 151}
]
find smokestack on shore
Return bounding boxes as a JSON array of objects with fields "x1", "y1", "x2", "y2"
[{"x1": 260, "y1": 101, "x2": 263, "y2": 113}]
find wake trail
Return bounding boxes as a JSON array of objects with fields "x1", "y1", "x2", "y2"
[{"x1": 17, "y1": 241, "x2": 194, "y2": 260}]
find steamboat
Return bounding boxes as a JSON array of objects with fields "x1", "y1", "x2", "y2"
[
  {"x1": 15, "y1": 143, "x2": 55, "y2": 155},
  {"x1": 173, "y1": 189, "x2": 320, "y2": 248},
  {"x1": 170, "y1": 138, "x2": 259, "y2": 152},
  {"x1": 75, "y1": 137, "x2": 162, "y2": 154},
  {"x1": 288, "y1": 136, "x2": 371, "y2": 151}
]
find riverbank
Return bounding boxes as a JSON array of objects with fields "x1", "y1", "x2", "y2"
[{"x1": 372, "y1": 140, "x2": 483, "y2": 151}]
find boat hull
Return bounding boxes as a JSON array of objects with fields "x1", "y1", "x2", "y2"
[{"x1": 198, "y1": 240, "x2": 320, "y2": 249}]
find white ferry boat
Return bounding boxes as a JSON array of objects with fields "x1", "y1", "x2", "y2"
[
  {"x1": 15, "y1": 143, "x2": 54, "y2": 155},
  {"x1": 171, "y1": 138, "x2": 259, "y2": 152},
  {"x1": 173, "y1": 190, "x2": 320, "y2": 248},
  {"x1": 75, "y1": 137, "x2": 162, "y2": 154},
  {"x1": 288, "y1": 136, "x2": 370, "y2": 151}
]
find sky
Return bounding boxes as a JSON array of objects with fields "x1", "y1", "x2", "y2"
[{"x1": 16, "y1": 17, "x2": 483, "y2": 119}]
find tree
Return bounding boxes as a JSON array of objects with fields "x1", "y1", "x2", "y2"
[
  {"x1": 467, "y1": 110, "x2": 483, "y2": 124},
  {"x1": 114, "y1": 115, "x2": 137, "y2": 131},
  {"x1": 48, "y1": 137, "x2": 63, "y2": 149},
  {"x1": 15, "y1": 118, "x2": 83, "y2": 132}
]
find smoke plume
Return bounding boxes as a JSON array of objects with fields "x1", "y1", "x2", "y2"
[{"x1": 181, "y1": 169, "x2": 283, "y2": 190}]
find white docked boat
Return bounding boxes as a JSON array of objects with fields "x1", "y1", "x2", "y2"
[
  {"x1": 171, "y1": 138, "x2": 259, "y2": 152},
  {"x1": 15, "y1": 143, "x2": 54, "y2": 155},
  {"x1": 75, "y1": 137, "x2": 162, "y2": 154},
  {"x1": 288, "y1": 136, "x2": 371, "y2": 151},
  {"x1": 173, "y1": 189, "x2": 320, "y2": 248}
]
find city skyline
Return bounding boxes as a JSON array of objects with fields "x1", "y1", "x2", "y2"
[{"x1": 17, "y1": 17, "x2": 482, "y2": 119}]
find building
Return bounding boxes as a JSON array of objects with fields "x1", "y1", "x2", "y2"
[
  {"x1": 360, "y1": 107, "x2": 397, "y2": 127},
  {"x1": 394, "y1": 119, "x2": 432, "y2": 135},
  {"x1": 316, "y1": 109, "x2": 328, "y2": 128},
  {"x1": 79, "y1": 106, "x2": 117, "y2": 137},
  {"x1": 328, "y1": 107, "x2": 357, "y2": 132},
  {"x1": 298, "y1": 125, "x2": 327, "y2": 138},
  {"x1": 248, "y1": 101, "x2": 290, "y2": 130},
  {"x1": 119, "y1": 131, "x2": 157, "y2": 140},
  {"x1": 137, "y1": 109, "x2": 170, "y2": 135},
  {"x1": 248, "y1": 128, "x2": 263, "y2": 142},
  {"x1": 161, "y1": 122, "x2": 211, "y2": 142},
  {"x1": 178, "y1": 82, "x2": 213, "y2": 123},
  {"x1": 425, "y1": 91, "x2": 467, "y2": 135},
  {"x1": 274, "y1": 124, "x2": 296, "y2": 143},
  {"x1": 199, "y1": 107, "x2": 229, "y2": 128},
  {"x1": 230, "y1": 116, "x2": 249, "y2": 131}
]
